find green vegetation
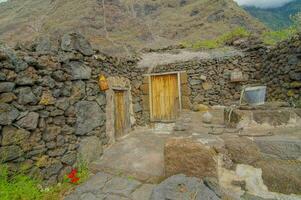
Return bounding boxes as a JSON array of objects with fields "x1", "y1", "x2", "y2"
[
  {"x1": 182, "y1": 27, "x2": 250, "y2": 49},
  {"x1": 0, "y1": 159, "x2": 90, "y2": 200},
  {"x1": 261, "y1": 12, "x2": 300, "y2": 46},
  {"x1": 0, "y1": 165, "x2": 42, "y2": 200}
]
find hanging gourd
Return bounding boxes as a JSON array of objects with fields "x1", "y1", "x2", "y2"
[{"x1": 98, "y1": 74, "x2": 109, "y2": 91}]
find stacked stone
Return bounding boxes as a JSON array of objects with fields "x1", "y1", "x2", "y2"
[
  {"x1": 261, "y1": 33, "x2": 301, "y2": 105},
  {"x1": 151, "y1": 50, "x2": 264, "y2": 106},
  {"x1": 0, "y1": 33, "x2": 137, "y2": 185}
]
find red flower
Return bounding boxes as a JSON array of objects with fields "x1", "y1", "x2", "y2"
[
  {"x1": 70, "y1": 177, "x2": 80, "y2": 184},
  {"x1": 67, "y1": 169, "x2": 80, "y2": 184}
]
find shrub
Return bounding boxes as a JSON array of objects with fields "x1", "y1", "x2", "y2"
[
  {"x1": 261, "y1": 28, "x2": 297, "y2": 46},
  {"x1": 182, "y1": 27, "x2": 250, "y2": 49},
  {"x1": 0, "y1": 165, "x2": 42, "y2": 200}
]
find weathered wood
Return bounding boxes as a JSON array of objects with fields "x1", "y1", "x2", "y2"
[{"x1": 114, "y1": 90, "x2": 126, "y2": 138}]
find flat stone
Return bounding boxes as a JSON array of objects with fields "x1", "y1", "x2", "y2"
[
  {"x1": 223, "y1": 137, "x2": 262, "y2": 165},
  {"x1": 164, "y1": 138, "x2": 218, "y2": 179},
  {"x1": 254, "y1": 159, "x2": 301, "y2": 195},
  {"x1": 75, "y1": 101, "x2": 105, "y2": 135},
  {"x1": 1, "y1": 126, "x2": 30, "y2": 146},
  {"x1": 254, "y1": 137, "x2": 301, "y2": 160},
  {"x1": 131, "y1": 184, "x2": 155, "y2": 200},
  {"x1": 42, "y1": 160, "x2": 63, "y2": 178},
  {"x1": 150, "y1": 174, "x2": 220, "y2": 200},
  {"x1": 43, "y1": 125, "x2": 61, "y2": 142},
  {"x1": 0, "y1": 82, "x2": 15, "y2": 93},
  {"x1": 61, "y1": 32, "x2": 94, "y2": 56},
  {"x1": 16, "y1": 112, "x2": 39, "y2": 130},
  {"x1": 78, "y1": 136, "x2": 103, "y2": 164},
  {"x1": 102, "y1": 177, "x2": 142, "y2": 197},
  {"x1": 0, "y1": 103, "x2": 19, "y2": 125},
  {"x1": 16, "y1": 87, "x2": 38, "y2": 105},
  {"x1": 61, "y1": 152, "x2": 77, "y2": 166},
  {"x1": 0, "y1": 93, "x2": 17, "y2": 103},
  {"x1": 68, "y1": 61, "x2": 91, "y2": 80},
  {"x1": 0, "y1": 145, "x2": 23, "y2": 162}
]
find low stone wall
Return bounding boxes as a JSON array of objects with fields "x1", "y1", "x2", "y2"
[
  {"x1": 261, "y1": 33, "x2": 301, "y2": 104},
  {"x1": 150, "y1": 52, "x2": 264, "y2": 106},
  {"x1": 0, "y1": 33, "x2": 139, "y2": 185}
]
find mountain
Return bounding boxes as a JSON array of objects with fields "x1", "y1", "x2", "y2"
[
  {"x1": 244, "y1": 0, "x2": 301, "y2": 30},
  {"x1": 0, "y1": 0, "x2": 266, "y2": 55}
]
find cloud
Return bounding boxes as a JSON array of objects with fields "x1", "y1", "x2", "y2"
[{"x1": 234, "y1": 0, "x2": 295, "y2": 8}]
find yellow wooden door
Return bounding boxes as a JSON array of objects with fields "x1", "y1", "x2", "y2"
[
  {"x1": 151, "y1": 74, "x2": 179, "y2": 122},
  {"x1": 114, "y1": 91, "x2": 126, "y2": 138}
]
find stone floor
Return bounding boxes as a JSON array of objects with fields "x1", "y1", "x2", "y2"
[
  {"x1": 65, "y1": 109, "x2": 301, "y2": 200},
  {"x1": 64, "y1": 172, "x2": 155, "y2": 200}
]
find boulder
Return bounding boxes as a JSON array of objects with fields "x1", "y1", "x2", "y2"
[
  {"x1": 254, "y1": 159, "x2": 301, "y2": 195},
  {"x1": 75, "y1": 101, "x2": 105, "y2": 135},
  {"x1": 78, "y1": 136, "x2": 103, "y2": 164},
  {"x1": 223, "y1": 137, "x2": 262, "y2": 165},
  {"x1": 16, "y1": 112, "x2": 39, "y2": 130},
  {"x1": 0, "y1": 103, "x2": 19, "y2": 125},
  {"x1": 150, "y1": 174, "x2": 221, "y2": 200},
  {"x1": 1, "y1": 126, "x2": 30, "y2": 146},
  {"x1": 68, "y1": 61, "x2": 91, "y2": 80},
  {"x1": 164, "y1": 138, "x2": 218, "y2": 179},
  {"x1": 61, "y1": 32, "x2": 94, "y2": 56}
]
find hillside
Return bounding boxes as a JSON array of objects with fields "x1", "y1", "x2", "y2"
[
  {"x1": 0, "y1": 0, "x2": 266, "y2": 55},
  {"x1": 244, "y1": 0, "x2": 301, "y2": 30}
]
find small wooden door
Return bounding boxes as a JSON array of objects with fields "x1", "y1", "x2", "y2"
[
  {"x1": 114, "y1": 90, "x2": 126, "y2": 138},
  {"x1": 151, "y1": 74, "x2": 179, "y2": 122}
]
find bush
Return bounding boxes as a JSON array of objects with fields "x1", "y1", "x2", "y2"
[
  {"x1": 0, "y1": 165, "x2": 42, "y2": 200},
  {"x1": 182, "y1": 27, "x2": 250, "y2": 49},
  {"x1": 261, "y1": 28, "x2": 297, "y2": 46}
]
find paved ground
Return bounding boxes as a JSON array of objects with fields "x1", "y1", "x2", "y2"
[{"x1": 64, "y1": 172, "x2": 155, "y2": 200}]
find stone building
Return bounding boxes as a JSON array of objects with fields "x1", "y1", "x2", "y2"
[{"x1": 0, "y1": 32, "x2": 300, "y2": 185}]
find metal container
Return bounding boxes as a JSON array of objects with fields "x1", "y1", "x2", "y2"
[{"x1": 244, "y1": 86, "x2": 267, "y2": 106}]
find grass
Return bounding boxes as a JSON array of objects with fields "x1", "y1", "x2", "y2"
[
  {"x1": 181, "y1": 27, "x2": 251, "y2": 49},
  {"x1": 0, "y1": 158, "x2": 90, "y2": 200},
  {"x1": 261, "y1": 27, "x2": 297, "y2": 46}
]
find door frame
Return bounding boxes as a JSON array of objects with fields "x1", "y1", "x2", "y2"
[
  {"x1": 112, "y1": 88, "x2": 131, "y2": 139},
  {"x1": 145, "y1": 71, "x2": 183, "y2": 122}
]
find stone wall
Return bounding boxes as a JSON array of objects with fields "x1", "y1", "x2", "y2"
[
  {"x1": 0, "y1": 33, "x2": 140, "y2": 185},
  {"x1": 261, "y1": 33, "x2": 301, "y2": 104},
  {"x1": 149, "y1": 52, "x2": 264, "y2": 106}
]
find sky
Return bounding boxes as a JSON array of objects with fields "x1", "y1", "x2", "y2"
[{"x1": 233, "y1": 0, "x2": 296, "y2": 8}]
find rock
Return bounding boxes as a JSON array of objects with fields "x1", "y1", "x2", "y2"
[
  {"x1": 61, "y1": 32, "x2": 94, "y2": 56},
  {"x1": 0, "y1": 103, "x2": 19, "y2": 125},
  {"x1": 0, "y1": 145, "x2": 23, "y2": 162},
  {"x1": 1, "y1": 126, "x2": 30, "y2": 146},
  {"x1": 16, "y1": 87, "x2": 38, "y2": 105},
  {"x1": 61, "y1": 152, "x2": 77, "y2": 166},
  {"x1": 78, "y1": 136, "x2": 103, "y2": 164},
  {"x1": 223, "y1": 137, "x2": 262, "y2": 165},
  {"x1": 102, "y1": 176, "x2": 142, "y2": 197},
  {"x1": 67, "y1": 61, "x2": 92, "y2": 80},
  {"x1": 289, "y1": 72, "x2": 301, "y2": 81},
  {"x1": 131, "y1": 184, "x2": 155, "y2": 200},
  {"x1": 96, "y1": 93, "x2": 106, "y2": 106},
  {"x1": 41, "y1": 76, "x2": 56, "y2": 88},
  {"x1": 0, "y1": 82, "x2": 15, "y2": 93},
  {"x1": 35, "y1": 36, "x2": 53, "y2": 54},
  {"x1": 164, "y1": 138, "x2": 218, "y2": 179},
  {"x1": 75, "y1": 101, "x2": 105, "y2": 135},
  {"x1": 0, "y1": 93, "x2": 17, "y2": 103},
  {"x1": 190, "y1": 79, "x2": 201, "y2": 86},
  {"x1": 43, "y1": 125, "x2": 61, "y2": 142},
  {"x1": 202, "y1": 82, "x2": 213, "y2": 90},
  {"x1": 150, "y1": 174, "x2": 221, "y2": 200},
  {"x1": 42, "y1": 159, "x2": 63, "y2": 177},
  {"x1": 52, "y1": 70, "x2": 66, "y2": 82},
  {"x1": 16, "y1": 112, "x2": 39, "y2": 130},
  {"x1": 203, "y1": 177, "x2": 222, "y2": 198},
  {"x1": 254, "y1": 159, "x2": 301, "y2": 195},
  {"x1": 55, "y1": 98, "x2": 70, "y2": 111},
  {"x1": 39, "y1": 91, "x2": 56, "y2": 105},
  {"x1": 192, "y1": 103, "x2": 209, "y2": 112},
  {"x1": 133, "y1": 103, "x2": 142, "y2": 113}
]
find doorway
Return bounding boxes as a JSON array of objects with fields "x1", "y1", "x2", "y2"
[{"x1": 150, "y1": 73, "x2": 181, "y2": 122}]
